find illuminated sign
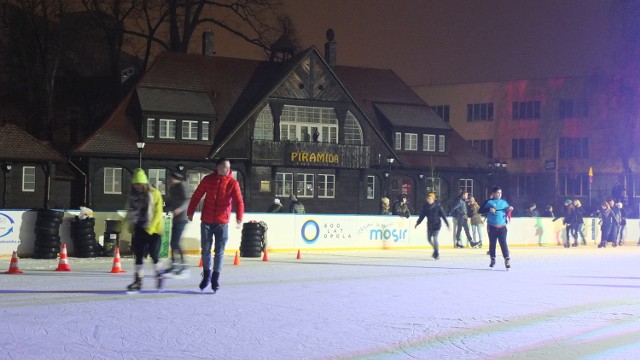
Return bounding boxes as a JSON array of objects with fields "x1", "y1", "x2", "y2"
[{"x1": 290, "y1": 152, "x2": 339, "y2": 164}]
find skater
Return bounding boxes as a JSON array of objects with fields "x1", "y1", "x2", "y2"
[
  {"x1": 449, "y1": 191, "x2": 473, "y2": 248},
  {"x1": 608, "y1": 199, "x2": 621, "y2": 247},
  {"x1": 468, "y1": 197, "x2": 484, "y2": 248},
  {"x1": 573, "y1": 199, "x2": 587, "y2": 245},
  {"x1": 164, "y1": 171, "x2": 190, "y2": 278},
  {"x1": 125, "y1": 168, "x2": 165, "y2": 292},
  {"x1": 187, "y1": 158, "x2": 244, "y2": 293},
  {"x1": 415, "y1": 193, "x2": 450, "y2": 260},
  {"x1": 553, "y1": 199, "x2": 578, "y2": 247},
  {"x1": 479, "y1": 186, "x2": 513, "y2": 269},
  {"x1": 597, "y1": 201, "x2": 616, "y2": 248},
  {"x1": 617, "y1": 202, "x2": 626, "y2": 245}
]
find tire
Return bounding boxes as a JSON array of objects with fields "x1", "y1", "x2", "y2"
[
  {"x1": 34, "y1": 245, "x2": 60, "y2": 254},
  {"x1": 242, "y1": 222, "x2": 264, "y2": 230},
  {"x1": 37, "y1": 209, "x2": 64, "y2": 220},
  {"x1": 241, "y1": 228, "x2": 264, "y2": 236},
  {"x1": 34, "y1": 226, "x2": 59, "y2": 236},
  {"x1": 73, "y1": 227, "x2": 95, "y2": 237},
  {"x1": 33, "y1": 251, "x2": 58, "y2": 259},
  {"x1": 76, "y1": 244, "x2": 97, "y2": 253},
  {"x1": 240, "y1": 250, "x2": 262, "y2": 258},
  {"x1": 240, "y1": 244, "x2": 263, "y2": 253},
  {"x1": 35, "y1": 234, "x2": 61, "y2": 243},
  {"x1": 35, "y1": 220, "x2": 61, "y2": 229},
  {"x1": 35, "y1": 239, "x2": 62, "y2": 248},
  {"x1": 75, "y1": 233, "x2": 97, "y2": 242},
  {"x1": 77, "y1": 251, "x2": 98, "y2": 258},
  {"x1": 241, "y1": 234, "x2": 263, "y2": 243}
]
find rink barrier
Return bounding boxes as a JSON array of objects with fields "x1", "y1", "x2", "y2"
[{"x1": 0, "y1": 210, "x2": 636, "y2": 257}]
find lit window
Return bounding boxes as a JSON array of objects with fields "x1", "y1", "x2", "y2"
[
  {"x1": 159, "y1": 119, "x2": 176, "y2": 139},
  {"x1": 146, "y1": 118, "x2": 155, "y2": 138},
  {"x1": 104, "y1": 167, "x2": 122, "y2": 194},
  {"x1": 182, "y1": 120, "x2": 198, "y2": 140},
  {"x1": 423, "y1": 134, "x2": 435, "y2": 151},
  {"x1": 318, "y1": 174, "x2": 335, "y2": 198},
  {"x1": 296, "y1": 173, "x2": 314, "y2": 198},
  {"x1": 366, "y1": 176, "x2": 375, "y2": 199},
  {"x1": 22, "y1": 166, "x2": 35, "y2": 192},
  {"x1": 275, "y1": 173, "x2": 293, "y2": 197}
]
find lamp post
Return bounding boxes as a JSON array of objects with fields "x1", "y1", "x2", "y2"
[
  {"x1": 2, "y1": 163, "x2": 12, "y2": 208},
  {"x1": 487, "y1": 159, "x2": 508, "y2": 191},
  {"x1": 386, "y1": 156, "x2": 394, "y2": 198},
  {"x1": 136, "y1": 141, "x2": 146, "y2": 168}
]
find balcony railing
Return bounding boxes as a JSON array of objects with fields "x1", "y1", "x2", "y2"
[{"x1": 252, "y1": 140, "x2": 370, "y2": 169}]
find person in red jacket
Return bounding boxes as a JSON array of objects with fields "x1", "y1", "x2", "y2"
[{"x1": 187, "y1": 158, "x2": 244, "y2": 293}]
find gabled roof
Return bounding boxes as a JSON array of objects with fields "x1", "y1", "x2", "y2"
[
  {"x1": 0, "y1": 123, "x2": 66, "y2": 162},
  {"x1": 138, "y1": 88, "x2": 215, "y2": 116},
  {"x1": 373, "y1": 103, "x2": 451, "y2": 129}
]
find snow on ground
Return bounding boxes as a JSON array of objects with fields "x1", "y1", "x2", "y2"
[{"x1": 1, "y1": 245, "x2": 639, "y2": 360}]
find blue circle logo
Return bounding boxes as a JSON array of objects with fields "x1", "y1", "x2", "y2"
[
  {"x1": 301, "y1": 220, "x2": 320, "y2": 244},
  {"x1": 0, "y1": 212, "x2": 15, "y2": 238}
]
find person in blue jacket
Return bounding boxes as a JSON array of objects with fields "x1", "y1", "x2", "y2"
[{"x1": 479, "y1": 186, "x2": 514, "y2": 269}]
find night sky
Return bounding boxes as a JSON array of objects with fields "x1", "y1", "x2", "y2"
[{"x1": 213, "y1": 0, "x2": 635, "y2": 86}]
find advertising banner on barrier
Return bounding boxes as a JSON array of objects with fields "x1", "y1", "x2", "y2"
[{"x1": 0, "y1": 211, "x2": 26, "y2": 254}]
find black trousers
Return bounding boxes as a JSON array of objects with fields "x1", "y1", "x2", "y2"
[
  {"x1": 488, "y1": 225, "x2": 509, "y2": 259},
  {"x1": 132, "y1": 225, "x2": 161, "y2": 265}
]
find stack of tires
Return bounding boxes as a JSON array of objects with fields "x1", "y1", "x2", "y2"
[
  {"x1": 240, "y1": 221, "x2": 266, "y2": 258},
  {"x1": 70, "y1": 217, "x2": 100, "y2": 258},
  {"x1": 103, "y1": 220, "x2": 123, "y2": 257},
  {"x1": 33, "y1": 209, "x2": 64, "y2": 259}
]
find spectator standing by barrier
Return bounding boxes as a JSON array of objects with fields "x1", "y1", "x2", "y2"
[
  {"x1": 468, "y1": 197, "x2": 484, "y2": 248},
  {"x1": 125, "y1": 168, "x2": 165, "y2": 293},
  {"x1": 289, "y1": 194, "x2": 306, "y2": 213},
  {"x1": 616, "y1": 202, "x2": 626, "y2": 245},
  {"x1": 449, "y1": 191, "x2": 474, "y2": 248},
  {"x1": 523, "y1": 203, "x2": 540, "y2": 217},
  {"x1": 573, "y1": 199, "x2": 587, "y2": 246},
  {"x1": 391, "y1": 194, "x2": 411, "y2": 218},
  {"x1": 381, "y1": 197, "x2": 391, "y2": 215},
  {"x1": 598, "y1": 201, "x2": 616, "y2": 248},
  {"x1": 609, "y1": 199, "x2": 622, "y2": 246},
  {"x1": 415, "y1": 193, "x2": 450, "y2": 260},
  {"x1": 267, "y1": 198, "x2": 284, "y2": 213},
  {"x1": 479, "y1": 186, "x2": 513, "y2": 270},
  {"x1": 543, "y1": 205, "x2": 555, "y2": 218},
  {"x1": 187, "y1": 158, "x2": 244, "y2": 293}
]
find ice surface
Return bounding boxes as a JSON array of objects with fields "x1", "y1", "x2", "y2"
[{"x1": 1, "y1": 246, "x2": 639, "y2": 359}]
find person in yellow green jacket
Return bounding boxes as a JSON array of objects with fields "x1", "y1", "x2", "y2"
[{"x1": 125, "y1": 168, "x2": 165, "y2": 293}]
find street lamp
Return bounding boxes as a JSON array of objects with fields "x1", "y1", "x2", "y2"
[
  {"x1": 2, "y1": 163, "x2": 12, "y2": 208},
  {"x1": 487, "y1": 159, "x2": 508, "y2": 190},
  {"x1": 136, "y1": 141, "x2": 146, "y2": 168}
]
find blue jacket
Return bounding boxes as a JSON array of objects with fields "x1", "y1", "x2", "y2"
[{"x1": 479, "y1": 198, "x2": 510, "y2": 227}]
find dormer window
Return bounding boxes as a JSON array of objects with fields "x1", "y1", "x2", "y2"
[
  {"x1": 159, "y1": 119, "x2": 176, "y2": 139},
  {"x1": 182, "y1": 120, "x2": 199, "y2": 140},
  {"x1": 145, "y1": 117, "x2": 212, "y2": 142}
]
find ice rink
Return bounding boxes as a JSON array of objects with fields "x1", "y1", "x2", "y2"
[{"x1": 1, "y1": 245, "x2": 639, "y2": 360}]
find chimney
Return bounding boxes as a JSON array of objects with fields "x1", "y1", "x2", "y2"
[
  {"x1": 202, "y1": 30, "x2": 215, "y2": 58},
  {"x1": 324, "y1": 28, "x2": 336, "y2": 67}
]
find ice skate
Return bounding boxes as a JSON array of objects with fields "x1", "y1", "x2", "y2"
[
  {"x1": 489, "y1": 257, "x2": 496, "y2": 269},
  {"x1": 505, "y1": 258, "x2": 511, "y2": 270},
  {"x1": 126, "y1": 274, "x2": 142, "y2": 294},
  {"x1": 173, "y1": 264, "x2": 191, "y2": 279},
  {"x1": 211, "y1": 271, "x2": 220, "y2": 293},
  {"x1": 199, "y1": 269, "x2": 211, "y2": 291},
  {"x1": 571, "y1": 242, "x2": 578, "y2": 247},
  {"x1": 432, "y1": 251, "x2": 439, "y2": 260}
]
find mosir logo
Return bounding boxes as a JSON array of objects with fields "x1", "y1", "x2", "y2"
[
  {"x1": 0, "y1": 212, "x2": 15, "y2": 238},
  {"x1": 369, "y1": 228, "x2": 408, "y2": 242}
]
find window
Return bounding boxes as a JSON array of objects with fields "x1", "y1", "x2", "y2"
[
  {"x1": 394, "y1": 132, "x2": 402, "y2": 150},
  {"x1": 516, "y1": 175, "x2": 534, "y2": 196},
  {"x1": 254, "y1": 106, "x2": 273, "y2": 140},
  {"x1": 182, "y1": 120, "x2": 199, "y2": 140},
  {"x1": 22, "y1": 166, "x2": 35, "y2": 192},
  {"x1": 186, "y1": 169, "x2": 211, "y2": 197},
  {"x1": 275, "y1": 173, "x2": 293, "y2": 197},
  {"x1": 344, "y1": 111, "x2": 364, "y2": 145},
  {"x1": 146, "y1": 118, "x2": 155, "y2": 138},
  {"x1": 469, "y1": 139, "x2": 494, "y2": 158},
  {"x1": 559, "y1": 137, "x2": 589, "y2": 159},
  {"x1": 559, "y1": 174, "x2": 589, "y2": 196},
  {"x1": 280, "y1": 105, "x2": 338, "y2": 143},
  {"x1": 367, "y1": 176, "x2": 375, "y2": 199},
  {"x1": 426, "y1": 177, "x2": 441, "y2": 197},
  {"x1": 104, "y1": 167, "x2": 122, "y2": 194},
  {"x1": 432, "y1": 105, "x2": 450, "y2": 122},
  {"x1": 296, "y1": 173, "x2": 314, "y2": 198},
  {"x1": 512, "y1": 101, "x2": 541, "y2": 120},
  {"x1": 559, "y1": 99, "x2": 589, "y2": 119},
  {"x1": 148, "y1": 168, "x2": 167, "y2": 194},
  {"x1": 466, "y1": 103, "x2": 493, "y2": 121},
  {"x1": 423, "y1": 134, "x2": 435, "y2": 151},
  {"x1": 201, "y1": 121, "x2": 210, "y2": 141},
  {"x1": 159, "y1": 119, "x2": 176, "y2": 139},
  {"x1": 458, "y1": 179, "x2": 473, "y2": 196},
  {"x1": 404, "y1": 133, "x2": 417, "y2": 151},
  {"x1": 438, "y1": 135, "x2": 446, "y2": 152},
  {"x1": 512, "y1": 138, "x2": 540, "y2": 159},
  {"x1": 318, "y1": 174, "x2": 335, "y2": 198}
]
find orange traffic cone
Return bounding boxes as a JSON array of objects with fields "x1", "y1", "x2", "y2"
[
  {"x1": 296, "y1": 249, "x2": 302, "y2": 260},
  {"x1": 5, "y1": 251, "x2": 23, "y2": 274},
  {"x1": 110, "y1": 248, "x2": 127, "y2": 273},
  {"x1": 233, "y1": 251, "x2": 240, "y2": 266},
  {"x1": 198, "y1": 257, "x2": 203, "y2": 268},
  {"x1": 55, "y1": 244, "x2": 71, "y2": 271},
  {"x1": 262, "y1": 248, "x2": 269, "y2": 262}
]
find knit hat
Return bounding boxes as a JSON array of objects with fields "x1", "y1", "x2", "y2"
[
  {"x1": 426, "y1": 192, "x2": 436, "y2": 199},
  {"x1": 274, "y1": 198, "x2": 281, "y2": 204},
  {"x1": 170, "y1": 171, "x2": 185, "y2": 181},
  {"x1": 131, "y1": 168, "x2": 149, "y2": 184},
  {"x1": 564, "y1": 199, "x2": 572, "y2": 206}
]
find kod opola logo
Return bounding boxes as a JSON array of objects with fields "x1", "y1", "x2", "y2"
[
  {"x1": 0, "y1": 212, "x2": 15, "y2": 238},
  {"x1": 301, "y1": 220, "x2": 320, "y2": 244}
]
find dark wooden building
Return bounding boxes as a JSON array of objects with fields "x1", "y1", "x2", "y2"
[{"x1": 72, "y1": 40, "x2": 490, "y2": 214}]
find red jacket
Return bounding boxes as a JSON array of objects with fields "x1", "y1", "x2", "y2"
[{"x1": 187, "y1": 172, "x2": 244, "y2": 224}]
